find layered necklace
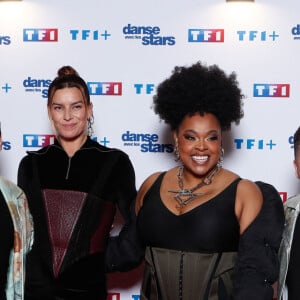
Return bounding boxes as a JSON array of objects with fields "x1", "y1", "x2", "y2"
[{"x1": 168, "y1": 164, "x2": 221, "y2": 211}]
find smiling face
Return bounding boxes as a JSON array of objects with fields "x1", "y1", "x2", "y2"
[
  {"x1": 174, "y1": 112, "x2": 222, "y2": 178},
  {"x1": 48, "y1": 87, "x2": 92, "y2": 144}
]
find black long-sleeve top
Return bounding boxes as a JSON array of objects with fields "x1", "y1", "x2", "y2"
[{"x1": 17, "y1": 137, "x2": 143, "y2": 300}]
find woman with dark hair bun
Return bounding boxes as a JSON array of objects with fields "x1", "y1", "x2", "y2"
[
  {"x1": 17, "y1": 66, "x2": 143, "y2": 300},
  {"x1": 135, "y1": 61, "x2": 285, "y2": 300}
]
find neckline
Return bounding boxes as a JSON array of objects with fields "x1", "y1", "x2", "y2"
[{"x1": 159, "y1": 176, "x2": 241, "y2": 217}]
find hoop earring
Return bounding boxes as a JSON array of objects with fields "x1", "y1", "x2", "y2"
[
  {"x1": 218, "y1": 147, "x2": 224, "y2": 167},
  {"x1": 87, "y1": 115, "x2": 94, "y2": 137}
]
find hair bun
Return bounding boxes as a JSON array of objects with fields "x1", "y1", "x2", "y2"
[{"x1": 57, "y1": 66, "x2": 79, "y2": 77}]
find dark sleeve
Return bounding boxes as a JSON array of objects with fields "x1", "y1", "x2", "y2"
[
  {"x1": 233, "y1": 181, "x2": 285, "y2": 300},
  {"x1": 286, "y1": 216, "x2": 300, "y2": 300},
  {"x1": 17, "y1": 155, "x2": 36, "y2": 217},
  {"x1": 104, "y1": 152, "x2": 144, "y2": 272},
  {"x1": 17, "y1": 155, "x2": 32, "y2": 194},
  {"x1": 0, "y1": 192, "x2": 14, "y2": 299}
]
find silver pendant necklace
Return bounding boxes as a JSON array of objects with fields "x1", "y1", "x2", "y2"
[{"x1": 168, "y1": 165, "x2": 220, "y2": 210}]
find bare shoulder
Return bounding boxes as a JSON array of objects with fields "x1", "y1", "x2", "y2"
[
  {"x1": 135, "y1": 171, "x2": 164, "y2": 214},
  {"x1": 138, "y1": 172, "x2": 163, "y2": 195},
  {"x1": 238, "y1": 179, "x2": 263, "y2": 195},
  {"x1": 235, "y1": 179, "x2": 263, "y2": 233}
]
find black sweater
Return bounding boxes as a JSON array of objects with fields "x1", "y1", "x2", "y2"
[{"x1": 18, "y1": 137, "x2": 143, "y2": 300}]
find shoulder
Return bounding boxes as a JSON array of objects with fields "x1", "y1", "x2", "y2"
[
  {"x1": 285, "y1": 194, "x2": 300, "y2": 210},
  {"x1": 240, "y1": 181, "x2": 284, "y2": 252},
  {"x1": 235, "y1": 179, "x2": 264, "y2": 233},
  {"x1": 135, "y1": 171, "x2": 164, "y2": 213},
  {"x1": 254, "y1": 181, "x2": 284, "y2": 218},
  {"x1": 28, "y1": 145, "x2": 53, "y2": 155},
  {"x1": 0, "y1": 176, "x2": 17, "y2": 190},
  {"x1": 18, "y1": 146, "x2": 50, "y2": 169},
  {"x1": 86, "y1": 139, "x2": 131, "y2": 159},
  {"x1": 0, "y1": 176, "x2": 24, "y2": 201},
  {"x1": 236, "y1": 179, "x2": 264, "y2": 204},
  {"x1": 80, "y1": 139, "x2": 134, "y2": 171},
  {"x1": 19, "y1": 145, "x2": 55, "y2": 166},
  {"x1": 140, "y1": 172, "x2": 164, "y2": 192},
  {"x1": 238, "y1": 179, "x2": 262, "y2": 194}
]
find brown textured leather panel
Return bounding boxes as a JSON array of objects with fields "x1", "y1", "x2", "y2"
[{"x1": 43, "y1": 189, "x2": 87, "y2": 278}]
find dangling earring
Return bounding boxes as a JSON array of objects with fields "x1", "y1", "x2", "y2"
[
  {"x1": 87, "y1": 114, "x2": 94, "y2": 137},
  {"x1": 218, "y1": 147, "x2": 224, "y2": 167},
  {"x1": 174, "y1": 141, "x2": 181, "y2": 162}
]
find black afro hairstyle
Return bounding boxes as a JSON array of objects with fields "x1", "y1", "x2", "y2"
[{"x1": 153, "y1": 61, "x2": 244, "y2": 131}]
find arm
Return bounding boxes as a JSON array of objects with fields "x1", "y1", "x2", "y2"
[
  {"x1": 105, "y1": 167, "x2": 162, "y2": 272},
  {"x1": 233, "y1": 181, "x2": 285, "y2": 300},
  {"x1": 105, "y1": 153, "x2": 144, "y2": 272},
  {"x1": 17, "y1": 156, "x2": 30, "y2": 193}
]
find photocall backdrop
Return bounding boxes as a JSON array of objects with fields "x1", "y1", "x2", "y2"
[{"x1": 1, "y1": 0, "x2": 299, "y2": 299}]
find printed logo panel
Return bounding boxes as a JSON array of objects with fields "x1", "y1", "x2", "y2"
[{"x1": 23, "y1": 29, "x2": 58, "y2": 42}]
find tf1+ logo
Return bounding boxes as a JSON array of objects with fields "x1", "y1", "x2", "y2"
[
  {"x1": 253, "y1": 84, "x2": 290, "y2": 98},
  {"x1": 234, "y1": 138, "x2": 277, "y2": 150},
  {"x1": 23, "y1": 29, "x2": 58, "y2": 42},
  {"x1": 23, "y1": 135, "x2": 56, "y2": 148},
  {"x1": 237, "y1": 30, "x2": 279, "y2": 41},
  {"x1": 188, "y1": 29, "x2": 224, "y2": 42}
]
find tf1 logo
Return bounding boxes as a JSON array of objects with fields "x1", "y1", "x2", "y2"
[
  {"x1": 253, "y1": 84, "x2": 290, "y2": 97},
  {"x1": 23, "y1": 29, "x2": 58, "y2": 42},
  {"x1": 23, "y1": 135, "x2": 56, "y2": 148},
  {"x1": 188, "y1": 29, "x2": 224, "y2": 42},
  {"x1": 87, "y1": 82, "x2": 122, "y2": 95}
]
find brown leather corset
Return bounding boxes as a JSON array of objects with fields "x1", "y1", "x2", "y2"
[{"x1": 141, "y1": 247, "x2": 237, "y2": 300}]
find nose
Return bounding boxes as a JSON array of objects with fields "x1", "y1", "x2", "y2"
[
  {"x1": 196, "y1": 138, "x2": 207, "y2": 150},
  {"x1": 63, "y1": 108, "x2": 73, "y2": 120}
]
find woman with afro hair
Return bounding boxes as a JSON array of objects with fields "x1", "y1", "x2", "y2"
[{"x1": 135, "y1": 61, "x2": 284, "y2": 300}]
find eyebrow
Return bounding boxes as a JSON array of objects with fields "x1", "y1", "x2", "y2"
[
  {"x1": 51, "y1": 100, "x2": 84, "y2": 106},
  {"x1": 184, "y1": 129, "x2": 219, "y2": 135}
]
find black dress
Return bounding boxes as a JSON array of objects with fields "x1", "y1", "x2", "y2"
[
  {"x1": 137, "y1": 173, "x2": 285, "y2": 300},
  {"x1": 18, "y1": 137, "x2": 143, "y2": 300}
]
